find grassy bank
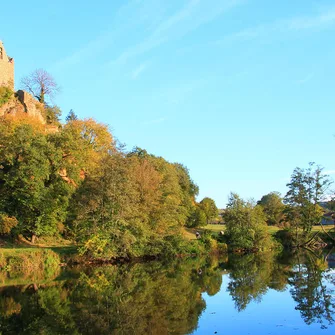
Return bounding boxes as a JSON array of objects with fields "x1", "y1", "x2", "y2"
[
  {"x1": 183, "y1": 224, "x2": 335, "y2": 252},
  {"x1": 184, "y1": 224, "x2": 334, "y2": 238},
  {"x1": 0, "y1": 247, "x2": 62, "y2": 287}
]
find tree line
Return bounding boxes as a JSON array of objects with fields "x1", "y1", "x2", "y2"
[
  {"x1": 0, "y1": 104, "x2": 220, "y2": 258},
  {"x1": 223, "y1": 163, "x2": 334, "y2": 251},
  {"x1": 1, "y1": 69, "x2": 333, "y2": 257}
]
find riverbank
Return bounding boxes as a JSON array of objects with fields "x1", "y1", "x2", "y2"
[
  {"x1": 0, "y1": 247, "x2": 62, "y2": 287},
  {"x1": 1, "y1": 223, "x2": 333, "y2": 279},
  {"x1": 184, "y1": 224, "x2": 335, "y2": 238},
  {"x1": 0, "y1": 233, "x2": 227, "y2": 275}
]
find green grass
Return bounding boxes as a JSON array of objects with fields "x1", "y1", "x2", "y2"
[
  {"x1": 0, "y1": 236, "x2": 78, "y2": 266},
  {"x1": 182, "y1": 228, "x2": 197, "y2": 241},
  {"x1": 311, "y1": 225, "x2": 335, "y2": 233},
  {"x1": 203, "y1": 224, "x2": 226, "y2": 233},
  {"x1": 50, "y1": 246, "x2": 78, "y2": 256},
  {"x1": 182, "y1": 224, "x2": 226, "y2": 241},
  {"x1": 267, "y1": 226, "x2": 280, "y2": 235}
]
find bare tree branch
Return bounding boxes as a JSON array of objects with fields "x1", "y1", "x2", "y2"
[{"x1": 20, "y1": 69, "x2": 60, "y2": 104}]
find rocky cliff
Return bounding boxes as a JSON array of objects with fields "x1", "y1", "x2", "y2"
[{"x1": 0, "y1": 90, "x2": 45, "y2": 124}]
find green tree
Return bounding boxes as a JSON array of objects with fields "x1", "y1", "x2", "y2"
[
  {"x1": 199, "y1": 197, "x2": 219, "y2": 224},
  {"x1": 223, "y1": 193, "x2": 271, "y2": 251},
  {"x1": 45, "y1": 105, "x2": 62, "y2": 125},
  {"x1": 188, "y1": 205, "x2": 207, "y2": 227},
  {"x1": 68, "y1": 145, "x2": 201, "y2": 258},
  {"x1": 68, "y1": 152, "x2": 139, "y2": 258},
  {"x1": 65, "y1": 109, "x2": 78, "y2": 122},
  {"x1": 257, "y1": 192, "x2": 284, "y2": 226},
  {"x1": 284, "y1": 163, "x2": 332, "y2": 244},
  {"x1": 174, "y1": 163, "x2": 199, "y2": 226},
  {"x1": 0, "y1": 123, "x2": 74, "y2": 240}
]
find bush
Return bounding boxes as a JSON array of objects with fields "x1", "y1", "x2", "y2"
[
  {"x1": 78, "y1": 234, "x2": 115, "y2": 259},
  {"x1": 145, "y1": 235, "x2": 202, "y2": 259},
  {"x1": 217, "y1": 242, "x2": 228, "y2": 254},
  {"x1": 0, "y1": 86, "x2": 13, "y2": 107},
  {"x1": 0, "y1": 214, "x2": 18, "y2": 235},
  {"x1": 45, "y1": 105, "x2": 62, "y2": 125},
  {"x1": 274, "y1": 229, "x2": 308, "y2": 248}
]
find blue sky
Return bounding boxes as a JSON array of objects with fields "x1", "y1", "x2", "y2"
[{"x1": 2, "y1": 0, "x2": 335, "y2": 207}]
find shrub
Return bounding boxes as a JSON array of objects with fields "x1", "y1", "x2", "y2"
[
  {"x1": 0, "y1": 86, "x2": 13, "y2": 107},
  {"x1": 217, "y1": 242, "x2": 228, "y2": 254},
  {"x1": 78, "y1": 235, "x2": 114, "y2": 259},
  {"x1": 274, "y1": 229, "x2": 307, "y2": 248},
  {"x1": 0, "y1": 214, "x2": 18, "y2": 235}
]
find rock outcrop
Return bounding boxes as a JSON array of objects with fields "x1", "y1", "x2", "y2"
[{"x1": 0, "y1": 90, "x2": 45, "y2": 124}]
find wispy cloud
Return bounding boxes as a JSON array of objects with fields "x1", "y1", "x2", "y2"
[
  {"x1": 52, "y1": 0, "x2": 165, "y2": 71},
  {"x1": 324, "y1": 170, "x2": 335, "y2": 175},
  {"x1": 53, "y1": 31, "x2": 116, "y2": 71},
  {"x1": 296, "y1": 73, "x2": 314, "y2": 85},
  {"x1": 132, "y1": 63, "x2": 148, "y2": 79},
  {"x1": 287, "y1": 9, "x2": 335, "y2": 30},
  {"x1": 215, "y1": 6, "x2": 335, "y2": 44},
  {"x1": 109, "y1": 0, "x2": 246, "y2": 66}
]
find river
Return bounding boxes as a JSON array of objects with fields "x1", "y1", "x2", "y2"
[{"x1": 0, "y1": 250, "x2": 334, "y2": 334}]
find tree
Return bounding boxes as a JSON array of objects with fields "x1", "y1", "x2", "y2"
[
  {"x1": 199, "y1": 197, "x2": 219, "y2": 224},
  {"x1": 257, "y1": 192, "x2": 284, "y2": 226},
  {"x1": 21, "y1": 69, "x2": 60, "y2": 104},
  {"x1": 0, "y1": 123, "x2": 73, "y2": 239},
  {"x1": 284, "y1": 163, "x2": 332, "y2": 235},
  {"x1": 223, "y1": 193, "x2": 271, "y2": 251},
  {"x1": 174, "y1": 163, "x2": 199, "y2": 226},
  {"x1": 188, "y1": 205, "x2": 207, "y2": 227},
  {"x1": 66, "y1": 109, "x2": 78, "y2": 122},
  {"x1": 45, "y1": 105, "x2": 62, "y2": 125}
]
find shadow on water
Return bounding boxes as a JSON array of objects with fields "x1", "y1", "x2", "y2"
[{"x1": 0, "y1": 250, "x2": 334, "y2": 334}]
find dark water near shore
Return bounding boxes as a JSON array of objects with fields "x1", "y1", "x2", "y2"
[{"x1": 0, "y1": 250, "x2": 334, "y2": 334}]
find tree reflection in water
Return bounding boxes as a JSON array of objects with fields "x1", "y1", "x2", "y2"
[
  {"x1": 0, "y1": 257, "x2": 222, "y2": 335},
  {"x1": 0, "y1": 251, "x2": 334, "y2": 334},
  {"x1": 225, "y1": 250, "x2": 335, "y2": 329},
  {"x1": 226, "y1": 252, "x2": 277, "y2": 311},
  {"x1": 288, "y1": 251, "x2": 335, "y2": 329}
]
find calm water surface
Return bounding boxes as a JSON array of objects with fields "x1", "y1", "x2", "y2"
[{"x1": 0, "y1": 250, "x2": 334, "y2": 334}]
